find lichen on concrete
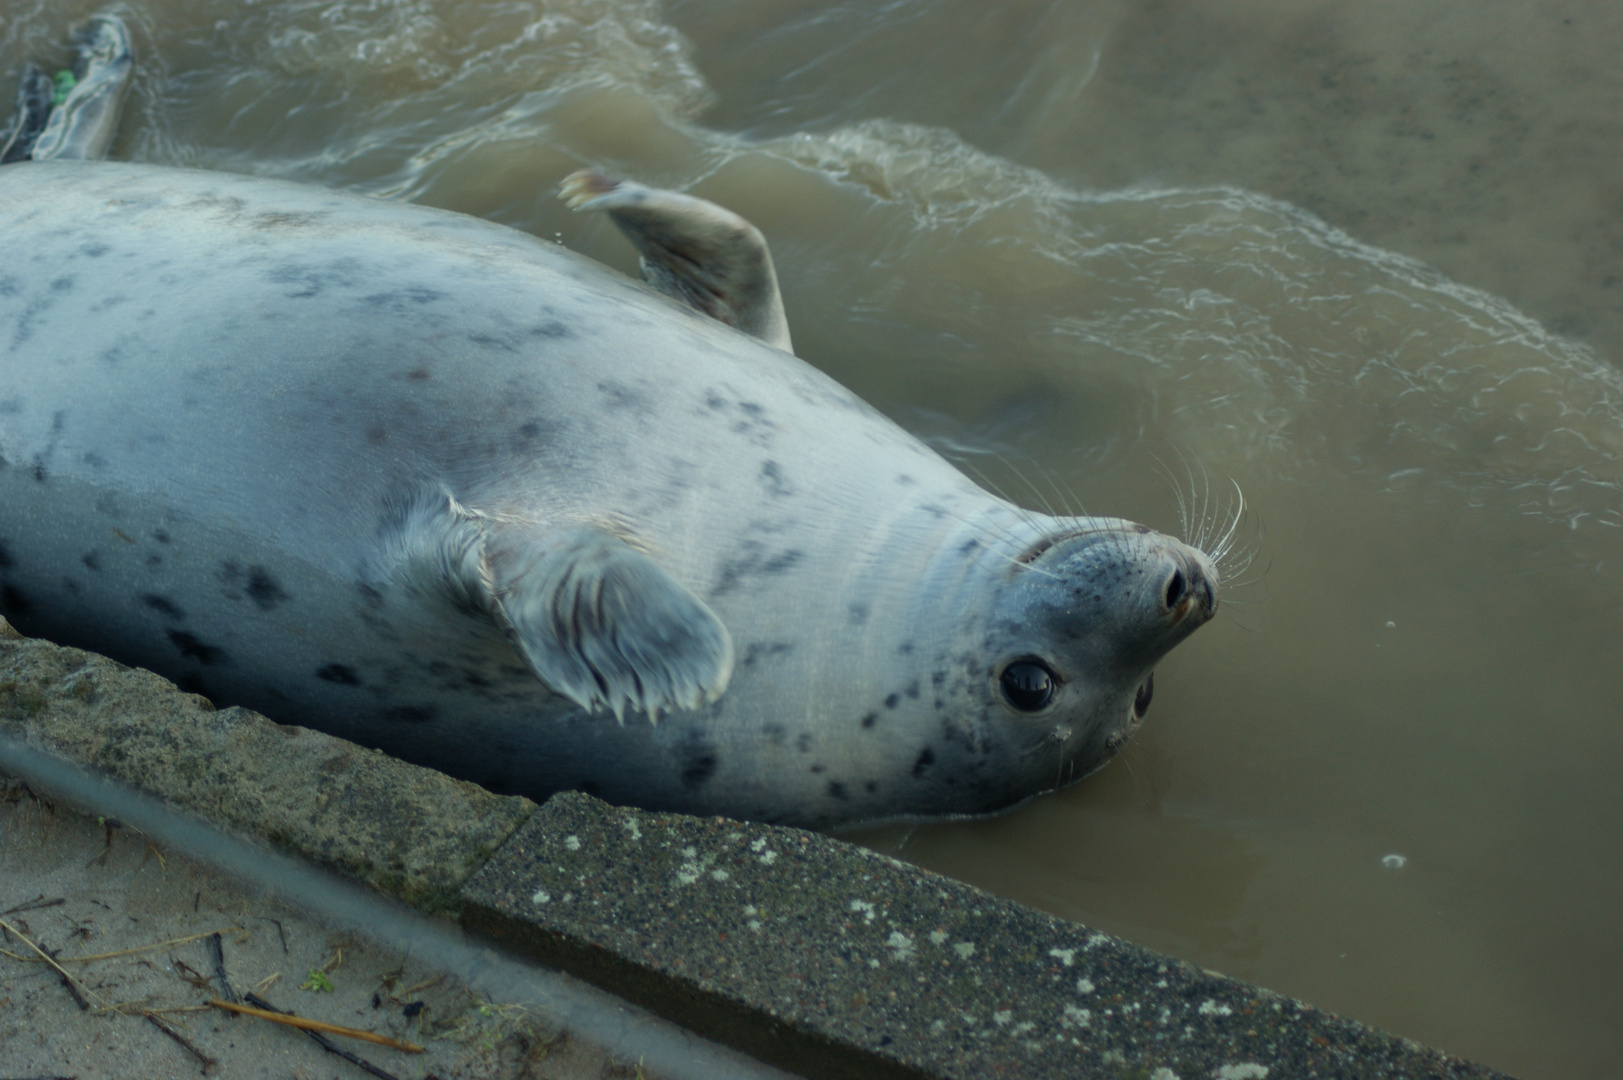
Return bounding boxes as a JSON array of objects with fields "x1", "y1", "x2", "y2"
[
  {"x1": 461, "y1": 791, "x2": 1519, "y2": 1080},
  {"x1": 0, "y1": 618, "x2": 534, "y2": 909}
]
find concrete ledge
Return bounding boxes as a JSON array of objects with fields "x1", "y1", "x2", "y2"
[
  {"x1": 0, "y1": 621, "x2": 533, "y2": 909},
  {"x1": 460, "y1": 792, "x2": 1513, "y2": 1080},
  {"x1": 0, "y1": 619, "x2": 1520, "y2": 1079}
]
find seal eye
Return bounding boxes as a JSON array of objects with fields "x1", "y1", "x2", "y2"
[
  {"x1": 1000, "y1": 661, "x2": 1056, "y2": 711},
  {"x1": 1133, "y1": 672, "x2": 1154, "y2": 719}
]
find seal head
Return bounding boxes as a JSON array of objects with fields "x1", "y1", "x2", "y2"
[{"x1": 840, "y1": 510, "x2": 1215, "y2": 825}]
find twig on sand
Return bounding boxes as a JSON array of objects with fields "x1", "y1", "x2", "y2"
[
  {"x1": 145, "y1": 1011, "x2": 218, "y2": 1073},
  {"x1": 53, "y1": 927, "x2": 241, "y2": 964},
  {"x1": 208, "y1": 932, "x2": 238, "y2": 1003},
  {"x1": 229, "y1": 993, "x2": 414, "y2": 1080},
  {"x1": 210, "y1": 995, "x2": 423, "y2": 1054},
  {"x1": 0, "y1": 915, "x2": 104, "y2": 1010},
  {"x1": 1, "y1": 894, "x2": 65, "y2": 916}
]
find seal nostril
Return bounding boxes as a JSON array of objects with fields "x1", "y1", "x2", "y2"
[
  {"x1": 1164, "y1": 569, "x2": 1186, "y2": 610},
  {"x1": 1133, "y1": 672, "x2": 1154, "y2": 719}
]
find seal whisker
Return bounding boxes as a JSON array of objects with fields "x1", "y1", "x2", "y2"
[{"x1": 993, "y1": 452, "x2": 1062, "y2": 522}]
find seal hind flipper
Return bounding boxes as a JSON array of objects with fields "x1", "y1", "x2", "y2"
[
  {"x1": 479, "y1": 523, "x2": 735, "y2": 723},
  {"x1": 559, "y1": 170, "x2": 794, "y2": 354},
  {"x1": 28, "y1": 14, "x2": 134, "y2": 162}
]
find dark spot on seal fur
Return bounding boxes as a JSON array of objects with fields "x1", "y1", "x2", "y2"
[
  {"x1": 860, "y1": 712, "x2": 879, "y2": 729},
  {"x1": 382, "y1": 705, "x2": 436, "y2": 724},
  {"x1": 168, "y1": 631, "x2": 226, "y2": 665},
  {"x1": 50, "y1": 275, "x2": 75, "y2": 293},
  {"x1": 269, "y1": 259, "x2": 361, "y2": 300},
  {"x1": 145, "y1": 554, "x2": 162, "y2": 567},
  {"x1": 741, "y1": 641, "x2": 793, "y2": 667},
  {"x1": 356, "y1": 583, "x2": 386, "y2": 609},
  {"x1": 847, "y1": 602, "x2": 870, "y2": 626},
  {"x1": 884, "y1": 693, "x2": 900, "y2": 709},
  {"x1": 0, "y1": 584, "x2": 31, "y2": 617},
  {"x1": 141, "y1": 594, "x2": 185, "y2": 621},
  {"x1": 897, "y1": 641, "x2": 914, "y2": 655},
  {"x1": 529, "y1": 321, "x2": 573, "y2": 339},
  {"x1": 246, "y1": 567, "x2": 289, "y2": 610},
  {"x1": 81, "y1": 552, "x2": 101, "y2": 572},
  {"x1": 680, "y1": 753, "x2": 718, "y2": 790},
  {"x1": 317, "y1": 664, "x2": 362, "y2": 686},
  {"x1": 795, "y1": 733, "x2": 813, "y2": 753},
  {"x1": 905, "y1": 680, "x2": 921, "y2": 699},
  {"x1": 810, "y1": 764, "x2": 825, "y2": 774},
  {"x1": 153, "y1": 530, "x2": 170, "y2": 544},
  {"x1": 826, "y1": 781, "x2": 849, "y2": 801},
  {"x1": 0, "y1": 542, "x2": 12, "y2": 569},
  {"x1": 366, "y1": 426, "x2": 387, "y2": 445},
  {"x1": 866, "y1": 781, "x2": 879, "y2": 794},
  {"x1": 761, "y1": 550, "x2": 803, "y2": 574},
  {"x1": 407, "y1": 367, "x2": 431, "y2": 381},
  {"x1": 30, "y1": 458, "x2": 46, "y2": 483},
  {"x1": 760, "y1": 461, "x2": 792, "y2": 497},
  {"x1": 912, "y1": 747, "x2": 936, "y2": 777},
  {"x1": 364, "y1": 287, "x2": 444, "y2": 309},
  {"x1": 597, "y1": 380, "x2": 650, "y2": 412}
]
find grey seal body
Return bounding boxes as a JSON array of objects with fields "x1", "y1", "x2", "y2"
[{"x1": 0, "y1": 161, "x2": 1215, "y2": 828}]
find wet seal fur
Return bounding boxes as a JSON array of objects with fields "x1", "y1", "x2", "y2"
[{"x1": 0, "y1": 159, "x2": 1216, "y2": 828}]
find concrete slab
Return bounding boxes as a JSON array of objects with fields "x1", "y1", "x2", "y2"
[
  {"x1": 0, "y1": 620, "x2": 533, "y2": 910},
  {"x1": 461, "y1": 792, "x2": 1518, "y2": 1080},
  {"x1": 0, "y1": 618, "x2": 1523, "y2": 1079}
]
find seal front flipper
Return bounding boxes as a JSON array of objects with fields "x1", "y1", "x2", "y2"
[
  {"x1": 383, "y1": 496, "x2": 734, "y2": 721},
  {"x1": 478, "y1": 522, "x2": 735, "y2": 722},
  {"x1": 559, "y1": 170, "x2": 794, "y2": 354}
]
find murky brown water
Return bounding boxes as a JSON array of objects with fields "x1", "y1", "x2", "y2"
[{"x1": 4, "y1": 1, "x2": 1621, "y2": 1075}]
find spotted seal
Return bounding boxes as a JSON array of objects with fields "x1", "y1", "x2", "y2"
[{"x1": 0, "y1": 29, "x2": 1215, "y2": 829}]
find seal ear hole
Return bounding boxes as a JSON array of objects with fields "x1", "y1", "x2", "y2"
[
  {"x1": 1000, "y1": 659, "x2": 1057, "y2": 712},
  {"x1": 1133, "y1": 672, "x2": 1155, "y2": 720},
  {"x1": 1164, "y1": 570, "x2": 1186, "y2": 610}
]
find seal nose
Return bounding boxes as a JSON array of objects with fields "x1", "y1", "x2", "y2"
[{"x1": 1162, "y1": 552, "x2": 1216, "y2": 624}]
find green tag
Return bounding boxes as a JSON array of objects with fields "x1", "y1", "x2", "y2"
[{"x1": 53, "y1": 69, "x2": 76, "y2": 106}]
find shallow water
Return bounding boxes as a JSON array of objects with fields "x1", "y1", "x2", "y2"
[{"x1": 3, "y1": 1, "x2": 1621, "y2": 1075}]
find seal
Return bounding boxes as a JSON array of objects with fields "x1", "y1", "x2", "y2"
[{"x1": 0, "y1": 29, "x2": 1216, "y2": 829}]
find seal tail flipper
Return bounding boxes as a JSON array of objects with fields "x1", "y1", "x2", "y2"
[
  {"x1": 28, "y1": 14, "x2": 134, "y2": 162},
  {"x1": 0, "y1": 64, "x2": 55, "y2": 164},
  {"x1": 559, "y1": 170, "x2": 795, "y2": 354}
]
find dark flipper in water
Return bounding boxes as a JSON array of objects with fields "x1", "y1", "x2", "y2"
[
  {"x1": 0, "y1": 64, "x2": 54, "y2": 164},
  {"x1": 559, "y1": 170, "x2": 794, "y2": 354},
  {"x1": 2, "y1": 14, "x2": 133, "y2": 165}
]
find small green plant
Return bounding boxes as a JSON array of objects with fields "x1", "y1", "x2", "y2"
[{"x1": 299, "y1": 968, "x2": 334, "y2": 993}]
